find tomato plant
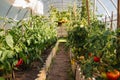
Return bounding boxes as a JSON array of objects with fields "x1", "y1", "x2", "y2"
[
  {"x1": 67, "y1": 14, "x2": 119, "y2": 78},
  {"x1": 68, "y1": 20, "x2": 120, "y2": 78}
]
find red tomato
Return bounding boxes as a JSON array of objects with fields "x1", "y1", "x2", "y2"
[
  {"x1": 114, "y1": 70, "x2": 120, "y2": 79},
  {"x1": 93, "y1": 56, "x2": 100, "y2": 62},
  {"x1": 119, "y1": 71, "x2": 120, "y2": 77},
  {"x1": 107, "y1": 70, "x2": 120, "y2": 80},
  {"x1": 15, "y1": 58, "x2": 23, "y2": 67}
]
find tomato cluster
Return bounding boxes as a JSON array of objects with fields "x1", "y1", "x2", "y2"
[
  {"x1": 88, "y1": 53, "x2": 100, "y2": 62},
  {"x1": 106, "y1": 70, "x2": 120, "y2": 80},
  {"x1": 101, "y1": 70, "x2": 120, "y2": 80}
]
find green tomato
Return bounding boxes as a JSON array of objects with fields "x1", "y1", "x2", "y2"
[{"x1": 101, "y1": 72, "x2": 107, "y2": 79}]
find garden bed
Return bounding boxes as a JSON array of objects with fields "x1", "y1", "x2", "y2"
[
  {"x1": 14, "y1": 48, "x2": 51, "y2": 80},
  {"x1": 70, "y1": 50, "x2": 96, "y2": 80},
  {"x1": 14, "y1": 46, "x2": 53, "y2": 80},
  {"x1": 35, "y1": 41, "x2": 59, "y2": 80},
  {"x1": 0, "y1": 42, "x2": 57, "y2": 80}
]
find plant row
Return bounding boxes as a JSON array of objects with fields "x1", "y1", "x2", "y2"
[
  {"x1": 0, "y1": 15, "x2": 57, "y2": 79},
  {"x1": 67, "y1": 20, "x2": 120, "y2": 80}
]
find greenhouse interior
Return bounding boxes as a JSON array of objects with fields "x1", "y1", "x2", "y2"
[{"x1": 0, "y1": 0, "x2": 120, "y2": 80}]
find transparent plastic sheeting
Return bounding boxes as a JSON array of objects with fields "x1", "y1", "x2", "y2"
[
  {"x1": 94, "y1": 0, "x2": 117, "y2": 30},
  {"x1": 42, "y1": 0, "x2": 117, "y2": 20},
  {"x1": 42, "y1": 0, "x2": 117, "y2": 30},
  {"x1": 0, "y1": 0, "x2": 29, "y2": 20},
  {"x1": 0, "y1": 0, "x2": 44, "y2": 29},
  {"x1": 95, "y1": 0, "x2": 117, "y2": 20},
  {"x1": 0, "y1": 0, "x2": 30, "y2": 29},
  {"x1": 0, "y1": 0, "x2": 118, "y2": 27},
  {"x1": 43, "y1": 0, "x2": 75, "y2": 14},
  {"x1": 0, "y1": 0, "x2": 44, "y2": 20}
]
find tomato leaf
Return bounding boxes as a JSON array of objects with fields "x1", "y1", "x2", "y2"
[
  {"x1": 6, "y1": 50, "x2": 14, "y2": 58},
  {"x1": 27, "y1": 39, "x2": 31, "y2": 46},
  {"x1": 5, "y1": 34, "x2": 14, "y2": 49},
  {"x1": 0, "y1": 51, "x2": 2, "y2": 57},
  {"x1": 14, "y1": 46, "x2": 22, "y2": 53},
  {"x1": 0, "y1": 31, "x2": 5, "y2": 36},
  {"x1": 0, "y1": 51, "x2": 7, "y2": 62}
]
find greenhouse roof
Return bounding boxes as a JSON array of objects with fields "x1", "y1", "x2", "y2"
[{"x1": 0, "y1": 0, "x2": 118, "y2": 21}]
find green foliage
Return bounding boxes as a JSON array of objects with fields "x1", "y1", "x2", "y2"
[
  {"x1": 88, "y1": 23, "x2": 117, "y2": 64},
  {"x1": 81, "y1": 0, "x2": 87, "y2": 19},
  {"x1": 116, "y1": 28, "x2": 120, "y2": 63},
  {"x1": 5, "y1": 34, "x2": 14, "y2": 49},
  {"x1": 0, "y1": 15, "x2": 57, "y2": 76},
  {"x1": 67, "y1": 26, "x2": 88, "y2": 59},
  {"x1": 68, "y1": 26, "x2": 88, "y2": 47},
  {"x1": 68, "y1": 20, "x2": 119, "y2": 78}
]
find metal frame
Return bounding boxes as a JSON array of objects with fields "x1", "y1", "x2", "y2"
[
  {"x1": 14, "y1": 8, "x2": 22, "y2": 20},
  {"x1": 97, "y1": 0, "x2": 110, "y2": 18},
  {"x1": 110, "y1": 0, "x2": 117, "y2": 9},
  {"x1": 42, "y1": 0, "x2": 117, "y2": 17},
  {"x1": 5, "y1": 5, "x2": 13, "y2": 17},
  {"x1": 93, "y1": 0, "x2": 96, "y2": 18},
  {"x1": 21, "y1": 9, "x2": 28, "y2": 20}
]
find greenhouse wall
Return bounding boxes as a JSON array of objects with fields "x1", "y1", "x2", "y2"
[{"x1": 0, "y1": 0, "x2": 29, "y2": 20}]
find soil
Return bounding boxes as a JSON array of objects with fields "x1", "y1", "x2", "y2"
[
  {"x1": 14, "y1": 46, "x2": 53, "y2": 80},
  {"x1": 46, "y1": 43, "x2": 73, "y2": 80}
]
